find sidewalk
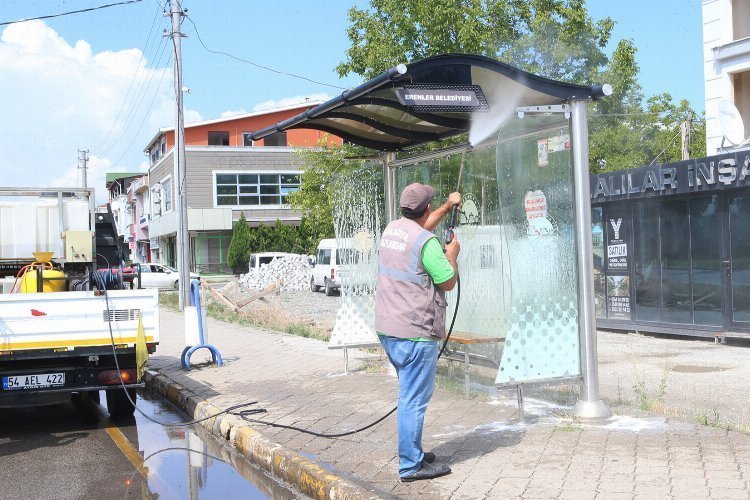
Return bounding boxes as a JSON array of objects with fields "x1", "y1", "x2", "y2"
[{"x1": 148, "y1": 308, "x2": 750, "y2": 499}]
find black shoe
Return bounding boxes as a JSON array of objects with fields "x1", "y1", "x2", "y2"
[
  {"x1": 400, "y1": 460, "x2": 451, "y2": 482},
  {"x1": 423, "y1": 452, "x2": 436, "y2": 463}
]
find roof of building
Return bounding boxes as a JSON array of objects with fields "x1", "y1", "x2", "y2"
[
  {"x1": 143, "y1": 100, "x2": 326, "y2": 151},
  {"x1": 105, "y1": 172, "x2": 145, "y2": 187},
  {"x1": 250, "y1": 53, "x2": 610, "y2": 151}
]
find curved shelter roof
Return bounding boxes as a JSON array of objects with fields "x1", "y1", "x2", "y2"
[{"x1": 251, "y1": 53, "x2": 609, "y2": 151}]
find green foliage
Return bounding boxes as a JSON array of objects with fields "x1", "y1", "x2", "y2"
[
  {"x1": 227, "y1": 213, "x2": 252, "y2": 274},
  {"x1": 286, "y1": 141, "x2": 376, "y2": 253},
  {"x1": 591, "y1": 94, "x2": 706, "y2": 173},
  {"x1": 337, "y1": 0, "x2": 625, "y2": 86},
  {"x1": 336, "y1": 0, "x2": 705, "y2": 173}
]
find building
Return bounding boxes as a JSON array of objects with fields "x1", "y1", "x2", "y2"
[
  {"x1": 144, "y1": 101, "x2": 341, "y2": 273},
  {"x1": 590, "y1": 152, "x2": 750, "y2": 338},
  {"x1": 703, "y1": 0, "x2": 750, "y2": 154},
  {"x1": 105, "y1": 172, "x2": 145, "y2": 263},
  {"x1": 126, "y1": 174, "x2": 151, "y2": 264}
]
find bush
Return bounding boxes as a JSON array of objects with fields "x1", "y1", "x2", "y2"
[{"x1": 227, "y1": 213, "x2": 252, "y2": 274}]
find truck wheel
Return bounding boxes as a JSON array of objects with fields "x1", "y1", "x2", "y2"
[
  {"x1": 324, "y1": 279, "x2": 334, "y2": 296},
  {"x1": 106, "y1": 388, "x2": 137, "y2": 419},
  {"x1": 311, "y1": 277, "x2": 320, "y2": 292}
]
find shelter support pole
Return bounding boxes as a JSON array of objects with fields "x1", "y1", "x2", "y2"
[
  {"x1": 570, "y1": 99, "x2": 611, "y2": 420},
  {"x1": 384, "y1": 152, "x2": 396, "y2": 223}
]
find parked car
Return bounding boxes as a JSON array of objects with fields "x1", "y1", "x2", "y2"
[{"x1": 133, "y1": 263, "x2": 199, "y2": 289}]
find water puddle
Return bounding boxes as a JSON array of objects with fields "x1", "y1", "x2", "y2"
[{"x1": 118, "y1": 391, "x2": 306, "y2": 499}]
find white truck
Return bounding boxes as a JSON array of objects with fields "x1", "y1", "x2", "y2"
[{"x1": 0, "y1": 187, "x2": 159, "y2": 418}]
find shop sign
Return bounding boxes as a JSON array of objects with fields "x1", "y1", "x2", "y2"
[
  {"x1": 395, "y1": 84, "x2": 489, "y2": 112},
  {"x1": 606, "y1": 276, "x2": 632, "y2": 320},
  {"x1": 606, "y1": 213, "x2": 629, "y2": 271},
  {"x1": 590, "y1": 151, "x2": 750, "y2": 201},
  {"x1": 149, "y1": 238, "x2": 159, "y2": 249}
]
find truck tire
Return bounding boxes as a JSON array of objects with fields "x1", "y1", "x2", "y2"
[
  {"x1": 106, "y1": 388, "x2": 137, "y2": 419},
  {"x1": 311, "y1": 277, "x2": 320, "y2": 292},
  {"x1": 324, "y1": 279, "x2": 334, "y2": 296}
]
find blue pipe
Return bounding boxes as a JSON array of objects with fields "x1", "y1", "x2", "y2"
[{"x1": 180, "y1": 279, "x2": 223, "y2": 369}]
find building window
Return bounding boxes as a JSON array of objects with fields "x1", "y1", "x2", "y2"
[
  {"x1": 733, "y1": 70, "x2": 750, "y2": 133},
  {"x1": 215, "y1": 172, "x2": 301, "y2": 207},
  {"x1": 161, "y1": 177, "x2": 173, "y2": 213},
  {"x1": 733, "y1": 0, "x2": 750, "y2": 41},
  {"x1": 208, "y1": 131, "x2": 230, "y2": 146},
  {"x1": 242, "y1": 132, "x2": 254, "y2": 147},
  {"x1": 264, "y1": 131, "x2": 287, "y2": 147}
]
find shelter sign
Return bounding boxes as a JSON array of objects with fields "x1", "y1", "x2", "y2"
[{"x1": 395, "y1": 84, "x2": 489, "y2": 113}]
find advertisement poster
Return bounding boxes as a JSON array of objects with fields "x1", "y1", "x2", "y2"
[
  {"x1": 606, "y1": 275, "x2": 632, "y2": 320},
  {"x1": 606, "y1": 210, "x2": 630, "y2": 272}
]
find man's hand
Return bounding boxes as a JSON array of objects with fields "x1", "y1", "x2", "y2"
[
  {"x1": 437, "y1": 236, "x2": 460, "y2": 291},
  {"x1": 444, "y1": 235, "x2": 460, "y2": 261},
  {"x1": 447, "y1": 192, "x2": 462, "y2": 210}
]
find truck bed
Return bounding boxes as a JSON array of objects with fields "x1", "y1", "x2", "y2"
[{"x1": 0, "y1": 289, "x2": 159, "y2": 355}]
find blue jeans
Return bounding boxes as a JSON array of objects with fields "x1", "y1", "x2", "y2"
[{"x1": 378, "y1": 335, "x2": 438, "y2": 477}]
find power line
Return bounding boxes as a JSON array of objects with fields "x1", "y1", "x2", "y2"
[
  {"x1": 91, "y1": 1, "x2": 165, "y2": 154},
  {"x1": 183, "y1": 14, "x2": 346, "y2": 90},
  {"x1": 108, "y1": 53, "x2": 173, "y2": 168},
  {"x1": 101, "y1": 38, "x2": 169, "y2": 156},
  {"x1": 0, "y1": 0, "x2": 143, "y2": 26},
  {"x1": 99, "y1": 37, "x2": 171, "y2": 158}
]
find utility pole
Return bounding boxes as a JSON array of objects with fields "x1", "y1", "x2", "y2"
[
  {"x1": 169, "y1": 0, "x2": 190, "y2": 310},
  {"x1": 680, "y1": 111, "x2": 692, "y2": 161},
  {"x1": 78, "y1": 149, "x2": 89, "y2": 188}
]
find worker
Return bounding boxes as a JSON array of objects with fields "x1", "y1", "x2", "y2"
[{"x1": 374, "y1": 183, "x2": 461, "y2": 482}]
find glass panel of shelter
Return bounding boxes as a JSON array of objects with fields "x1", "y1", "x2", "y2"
[{"x1": 393, "y1": 113, "x2": 581, "y2": 389}]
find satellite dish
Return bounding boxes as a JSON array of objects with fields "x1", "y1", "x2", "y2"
[{"x1": 718, "y1": 99, "x2": 746, "y2": 146}]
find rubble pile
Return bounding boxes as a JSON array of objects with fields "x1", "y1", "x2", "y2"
[{"x1": 239, "y1": 255, "x2": 312, "y2": 292}]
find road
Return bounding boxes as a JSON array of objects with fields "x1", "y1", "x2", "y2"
[{"x1": 0, "y1": 391, "x2": 304, "y2": 499}]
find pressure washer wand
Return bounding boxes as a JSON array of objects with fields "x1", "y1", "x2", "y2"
[{"x1": 444, "y1": 150, "x2": 465, "y2": 245}]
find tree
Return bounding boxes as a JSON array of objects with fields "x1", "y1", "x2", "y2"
[
  {"x1": 286, "y1": 141, "x2": 375, "y2": 252},
  {"x1": 336, "y1": 0, "x2": 705, "y2": 172},
  {"x1": 227, "y1": 213, "x2": 251, "y2": 274},
  {"x1": 336, "y1": 0, "x2": 629, "y2": 87}
]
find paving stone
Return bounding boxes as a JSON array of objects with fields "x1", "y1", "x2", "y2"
[
  {"x1": 149, "y1": 309, "x2": 750, "y2": 500},
  {"x1": 708, "y1": 488, "x2": 750, "y2": 499}
]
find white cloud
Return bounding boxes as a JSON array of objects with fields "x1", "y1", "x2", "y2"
[
  {"x1": 252, "y1": 93, "x2": 331, "y2": 111},
  {"x1": 220, "y1": 108, "x2": 248, "y2": 118},
  {"x1": 0, "y1": 21, "x2": 173, "y2": 197}
]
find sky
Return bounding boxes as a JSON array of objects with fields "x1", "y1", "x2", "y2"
[{"x1": 0, "y1": 0, "x2": 704, "y2": 202}]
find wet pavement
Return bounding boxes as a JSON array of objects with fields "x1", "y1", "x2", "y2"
[
  {"x1": 0, "y1": 391, "x2": 306, "y2": 499},
  {"x1": 148, "y1": 308, "x2": 750, "y2": 499}
]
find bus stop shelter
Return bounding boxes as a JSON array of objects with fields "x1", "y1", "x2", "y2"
[{"x1": 252, "y1": 53, "x2": 612, "y2": 418}]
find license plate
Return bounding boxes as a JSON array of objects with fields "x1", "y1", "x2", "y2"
[{"x1": 2, "y1": 373, "x2": 65, "y2": 391}]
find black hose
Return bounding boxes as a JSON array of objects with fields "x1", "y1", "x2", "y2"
[
  {"x1": 99, "y1": 263, "x2": 461, "y2": 434},
  {"x1": 238, "y1": 276, "x2": 460, "y2": 437}
]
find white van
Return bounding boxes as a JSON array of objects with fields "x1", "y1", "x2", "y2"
[
  {"x1": 310, "y1": 239, "x2": 341, "y2": 296},
  {"x1": 248, "y1": 252, "x2": 295, "y2": 271}
]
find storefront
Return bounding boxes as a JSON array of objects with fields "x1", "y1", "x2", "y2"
[{"x1": 591, "y1": 151, "x2": 750, "y2": 337}]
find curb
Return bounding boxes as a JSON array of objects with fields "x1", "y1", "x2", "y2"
[{"x1": 143, "y1": 370, "x2": 380, "y2": 500}]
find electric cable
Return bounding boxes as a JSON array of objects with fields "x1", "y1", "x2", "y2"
[
  {"x1": 0, "y1": 0, "x2": 143, "y2": 26},
  {"x1": 183, "y1": 14, "x2": 346, "y2": 90},
  {"x1": 91, "y1": 1, "x2": 164, "y2": 155},
  {"x1": 99, "y1": 38, "x2": 171, "y2": 159}
]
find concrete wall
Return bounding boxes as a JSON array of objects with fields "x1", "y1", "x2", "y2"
[{"x1": 703, "y1": 0, "x2": 750, "y2": 153}]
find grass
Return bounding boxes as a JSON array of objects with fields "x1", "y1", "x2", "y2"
[{"x1": 159, "y1": 290, "x2": 330, "y2": 342}]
